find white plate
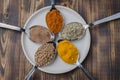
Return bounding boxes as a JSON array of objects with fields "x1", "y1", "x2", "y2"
[{"x1": 21, "y1": 6, "x2": 91, "y2": 74}]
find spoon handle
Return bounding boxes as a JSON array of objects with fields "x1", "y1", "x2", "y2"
[
  {"x1": 77, "y1": 63, "x2": 94, "y2": 80},
  {"x1": 50, "y1": 0, "x2": 55, "y2": 6},
  {"x1": 24, "y1": 66, "x2": 37, "y2": 80},
  {"x1": 0, "y1": 23, "x2": 24, "y2": 32},
  {"x1": 90, "y1": 12, "x2": 120, "y2": 26}
]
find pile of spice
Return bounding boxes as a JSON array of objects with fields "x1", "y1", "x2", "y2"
[
  {"x1": 57, "y1": 40, "x2": 78, "y2": 64},
  {"x1": 60, "y1": 22, "x2": 85, "y2": 40},
  {"x1": 35, "y1": 43, "x2": 56, "y2": 66},
  {"x1": 30, "y1": 25, "x2": 53, "y2": 43},
  {"x1": 46, "y1": 10, "x2": 64, "y2": 34}
]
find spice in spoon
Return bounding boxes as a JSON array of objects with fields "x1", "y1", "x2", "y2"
[
  {"x1": 30, "y1": 25, "x2": 54, "y2": 43},
  {"x1": 57, "y1": 40, "x2": 95, "y2": 80},
  {"x1": 35, "y1": 42, "x2": 56, "y2": 66},
  {"x1": 60, "y1": 22, "x2": 85, "y2": 40},
  {"x1": 46, "y1": 10, "x2": 64, "y2": 34},
  {"x1": 57, "y1": 40, "x2": 78, "y2": 64}
]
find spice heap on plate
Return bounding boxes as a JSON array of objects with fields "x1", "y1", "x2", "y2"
[
  {"x1": 57, "y1": 40, "x2": 79, "y2": 64},
  {"x1": 35, "y1": 43, "x2": 56, "y2": 66},
  {"x1": 30, "y1": 25, "x2": 54, "y2": 43},
  {"x1": 60, "y1": 22, "x2": 85, "y2": 40},
  {"x1": 46, "y1": 10, "x2": 64, "y2": 34}
]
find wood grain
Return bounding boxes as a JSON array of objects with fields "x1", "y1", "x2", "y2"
[{"x1": 0, "y1": 0, "x2": 120, "y2": 80}]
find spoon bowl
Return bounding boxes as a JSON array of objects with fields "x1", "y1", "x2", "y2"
[
  {"x1": 60, "y1": 12, "x2": 120, "y2": 40},
  {"x1": 29, "y1": 25, "x2": 55, "y2": 43},
  {"x1": 46, "y1": 0, "x2": 64, "y2": 41},
  {"x1": 24, "y1": 41, "x2": 57, "y2": 80},
  {"x1": 57, "y1": 40, "x2": 94, "y2": 80},
  {"x1": 0, "y1": 23, "x2": 55, "y2": 43}
]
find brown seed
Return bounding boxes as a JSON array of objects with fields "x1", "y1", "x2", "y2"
[{"x1": 35, "y1": 43, "x2": 56, "y2": 66}]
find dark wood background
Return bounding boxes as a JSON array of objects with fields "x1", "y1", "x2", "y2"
[{"x1": 0, "y1": 0, "x2": 120, "y2": 80}]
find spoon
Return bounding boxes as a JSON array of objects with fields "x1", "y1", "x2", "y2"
[
  {"x1": 57, "y1": 40, "x2": 94, "y2": 80},
  {"x1": 0, "y1": 23, "x2": 54, "y2": 43},
  {"x1": 75, "y1": 54, "x2": 94, "y2": 80},
  {"x1": 61, "y1": 12, "x2": 120, "y2": 40},
  {"x1": 46, "y1": 0, "x2": 64, "y2": 41},
  {"x1": 24, "y1": 41, "x2": 56, "y2": 80},
  {"x1": 50, "y1": 0, "x2": 56, "y2": 11}
]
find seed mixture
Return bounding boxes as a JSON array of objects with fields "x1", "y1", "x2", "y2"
[
  {"x1": 60, "y1": 22, "x2": 85, "y2": 40},
  {"x1": 35, "y1": 43, "x2": 56, "y2": 66}
]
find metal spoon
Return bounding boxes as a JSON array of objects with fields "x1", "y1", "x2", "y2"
[
  {"x1": 75, "y1": 54, "x2": 94, "y2": 80},
  {"x1": 57, "y1": 40, "x2": 94, "y2": 80},
  {"x1": 61, "y1": 12, "x2": 120, "y2": 40},
  {"x1": 0, "y1": 23, "x2": 54, "y2": 43},
  {"x1": 46, "y1": 0, "x2": 64, "y2": 41},
  {"x1": 24, "y1": 41, "x2": 56, "y2": 80},
  {"x1": 81, "y1": 12, "x2": 120, "y2": 39}
]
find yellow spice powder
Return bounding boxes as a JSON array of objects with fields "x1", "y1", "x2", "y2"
[{"x1": 57, "y1": 40, "x2": 78, "y2": 64}]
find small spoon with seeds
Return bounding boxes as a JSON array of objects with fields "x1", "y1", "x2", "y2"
[{"x1": 24, "y1": 41, "x2": 56, "y2": 80}]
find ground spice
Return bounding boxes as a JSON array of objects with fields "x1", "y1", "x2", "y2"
[
  {"x1": 35, "y1": 43, "x2": 56, "y2": 66},
  {"x1": 60, "y1": 22, "x2": 85, "y2": 40},
  {"x1": 57, "y1": 40, "x2": 78, "y2": 64},
  {"x1": 46, "y1": 10, "x2": 64, "y2": 34},
  {"x1": 30, "y1": 25, "x2": 52, "y2": 43}
]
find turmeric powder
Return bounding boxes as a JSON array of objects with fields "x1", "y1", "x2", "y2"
[
  {"x1": 57, "y1": 40, "x2": 78, "y2": 64},
  {"x1": 46, "y1": 10, "x2": 64, "y2": 34}
]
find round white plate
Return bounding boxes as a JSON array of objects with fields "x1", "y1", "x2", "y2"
[{"x1": 21, "y1": 6, "x2": 91, "y2": 74}]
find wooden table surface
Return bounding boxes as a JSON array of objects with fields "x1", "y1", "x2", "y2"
[{"x1": 0, "y1": 0, "x2": 120, "y2": 80}]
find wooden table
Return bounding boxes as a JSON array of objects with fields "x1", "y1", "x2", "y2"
[{"x1": 0, "y1": 0, "x2": 120, "y2": 80}]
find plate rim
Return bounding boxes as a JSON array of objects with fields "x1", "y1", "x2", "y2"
[{"x1": 21, "y1": 5, "x2": 91, "y2": 74}]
